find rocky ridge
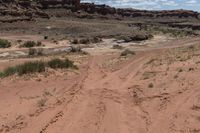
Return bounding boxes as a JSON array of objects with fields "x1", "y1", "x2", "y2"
[{"x1": 0, "y1": 0, "x2": 199, "y2": 23}]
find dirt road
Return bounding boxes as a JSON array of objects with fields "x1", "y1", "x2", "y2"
[{"x1": 1, "y1": 36, "x2": 200, "y2": 133}]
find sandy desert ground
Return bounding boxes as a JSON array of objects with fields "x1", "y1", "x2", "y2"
[
  {"x1": 1, "y1": 0, "x2": 200, "y2": 132},
  {"x1": 0, "y1": 32, "x2": 200, "y2": 133}
]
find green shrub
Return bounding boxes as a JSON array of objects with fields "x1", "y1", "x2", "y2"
[
  {"x1": 0, "y1": 61, "x2": 45, "y2": 77},
  {"x1": 48, "y1": 58, "x2": 76, "y2": 69},
  {"x1": 0, "y1": 39, "x2": 11, "y2": 48},
  {"x1": 0, "y1": 72, "x2": 4, "y2": 77}
]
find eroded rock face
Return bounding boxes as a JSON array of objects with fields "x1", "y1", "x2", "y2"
[
  {"x1": 0, "y1": 0, "x2": 49, "y2": 22},
  {"x1": 38, "y1": 0, "x2": 80, "y2": 9},
  {"x1": 80, "y1": 3, "x2": 116, "y2": 15},
  {"x1": 0, "y1": 0, "x2": 199, "y2": 22},
  {"x1": 80, "y1": 3, "x2": 200, "y2": 19}
]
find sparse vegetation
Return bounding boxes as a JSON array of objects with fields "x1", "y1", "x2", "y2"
[
  {"x1": 28, "y1": 48, "x2": 44, "y2": 56},
  {"x1": 0, "y1": 58, "x2": 77, "y2": 78},
  {"x1": 17, "y1": 61, "x2": 46, "y2": 76},
  {"x1": 147, "y1": 26, "x2": 195, "y2": 37},
  {"x1": 79, "y1": 38, "x2": 90, "y2": 44},
  {"x1": 92, "y1": 37, "x2": 102, "y2": 43},
  {"x1": 174, "y1": 74, "x2": 178, "y2": 79},
  {"x1": 37, "y1": 48, "x2": 44, "y2": 56},
  {"x1": 20, "y1": 41, "x2": 42, "y2": 48},
  {"x1": 0, "y1": 39, "x2": 11, "y2": 48},
  {"x1": 69, "y1": 46, "x2": 88, "y2": 55},
  {"x1": 28, "y1": 48, "x2": 37, "y2": 56},
  {"x1": 44, "y1": 35, "x2": 48, "y2": 40},
  {"x1": 70, "y1": 46, "x2": 82, "y2": 53},
  {"x1": 1, "y1": 61, "x2": 45, "y2": 77},
  {"x1": 145, "y1": 59, "x2": 157, "y2": 65},
  {"x1": 178, "y1": 68, "x2": 183, "y2": 73},
  {"x1": 71, "y1": 37, "x2": 102, "y2": 44},
  {"x1": 148, "y1": 83, "x2": 154, "y2": 88},
  {"x1": 142, "y1": 71, "x2": 157, "y2": 80},
  {"x1": 17, "y1": 40, "x2": 22, "y2": 43},
  {"x1": 118, "y1": 34, "x2": 153, "y2": 42},
  {"x1": 71, "y1": 38, "x2": 79, "y2": 44},
  {"x1": 43, "y1": 91, "x2": 52, "y2": 96},
  {"x1": 112, "y1": 45, "x2": 123, "y2": 49},
  {"x1": 47, "y1": 58, "x2": 76, "y2": 69},
  {"x1": 37, "y1": 98, "x2": 47, "y2": 107},
  {"x1": 1, "y1": 67, "x2": 17, "y2": 77},
  {"x1": 188, "y1": 67, "x2": 194, "y2": 71},
  {"x1": 121, "y1": 49, "x2": 135, "y2": 56}
]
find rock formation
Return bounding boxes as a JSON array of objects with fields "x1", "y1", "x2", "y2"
[
  {"x1": 80, "y1": 3, "x2": 200, "y2": 19},
  {"x1": 0, "y1": 0, "x2": 199, "y2": 23},
  {"x1": 0, "y1": 0, "x2": 49, "y2": 22},
  {"x1": 38, "y1": 0, "x2": 80, "y2": 9}
]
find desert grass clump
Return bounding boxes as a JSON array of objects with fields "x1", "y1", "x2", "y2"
[
  {"x1": 47, "y1": 58, "x2": 76, "y2": 69},
  {"x1": 37, "y1": 98, "x2": 47, "y2": 107},
  {"x1": 0, "y1": 58, "x2": 77, "y2": 78},
  {"x1": 0, "y1": 61, "x2": 45, "y2": 77},
  {"x1": 0, "y1": 39, "x2": 11, "y2": 48},
  {"x1": 17, "y1": 61, "x2": 46, "y2": 76}
]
